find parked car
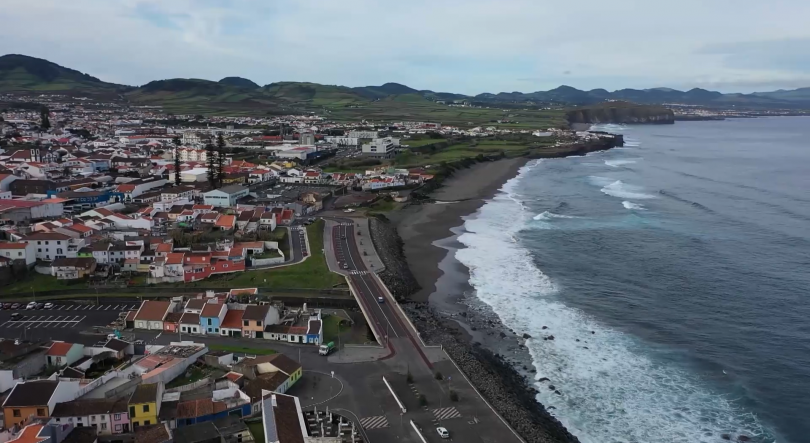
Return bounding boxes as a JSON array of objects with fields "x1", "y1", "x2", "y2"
[
  {"x1": 35, "y1": 303, "x2": 44, "y2": 309},
  {"x1": 10, "y1": 313, "x2": 21, "y2": 320},
  {"x1": 25, "y1": 302, "x2": 37, "y2": 310},
  {"x1": 10, "y1": 303, "x2": 20, "y2": 309},
  {"x1": 436, "y1": 427, "x2": 450, "y2": 439},
  {"x1": 2, "y1": 303, "x2": 11, "y2": 309},
  {"x1": 44, "y1": 302, "x2": 54, "y2": 309}
]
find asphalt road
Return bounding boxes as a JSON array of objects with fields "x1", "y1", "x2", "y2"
[{"x1": 331, "y1": 222, "x2": 408, "y2": 342}]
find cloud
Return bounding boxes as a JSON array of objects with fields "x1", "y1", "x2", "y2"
[{"x1": 0, "y1": 0, "x2": 809, "y2": 94}]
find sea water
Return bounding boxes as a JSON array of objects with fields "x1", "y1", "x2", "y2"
[{"x1": 455, "y1": 117, "x2": 810, "y2": 443}]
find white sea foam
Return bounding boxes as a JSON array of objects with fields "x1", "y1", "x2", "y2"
[
  {"x1": 588, "y1": 176, "x2": 615, "y2": 187},
  {"x1": 601, "y1": 180, "x2": 656, "y2": 199},
  {"x1": 455, "y1": 166, "x2": 768, "y2": 443},
  {"x1": 622, "y1": 201, "x2": 646, "y2": 210},
  {"x1": 533, "y1": 211, "x2": 581, "y2": 221},
  {"x1": 605, "y1": 158, "x2": 640, "y2": 167}
]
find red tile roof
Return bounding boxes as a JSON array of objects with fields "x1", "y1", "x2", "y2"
[
  {"x1": 220, "y1": 310, "x2": 244, "y2": 329},
  {"x1": 47, "y1": 341, "x2": 75, "y2": 356},
  {"x1": 201, "y1": 303, "x2": 225, "y2": 318},
  {"x1": 135, "y1": 301, "x2": 171, "y2": 321}
]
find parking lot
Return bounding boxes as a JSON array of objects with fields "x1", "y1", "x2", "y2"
[{"x1": 0, "y1": 302, "x2": 138, "y2": 332}]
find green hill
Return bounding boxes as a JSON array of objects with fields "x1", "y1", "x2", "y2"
[
  {"x1": 219, "y1": 77, "x2": 260, "y2": 89},
  {"x1": 0, "y1": 54, "x2": 123, "y2": 94}
]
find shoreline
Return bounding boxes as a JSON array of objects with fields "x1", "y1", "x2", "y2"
[{"x1": 381, "y1": 158, "x2": 581, "y2": 443}]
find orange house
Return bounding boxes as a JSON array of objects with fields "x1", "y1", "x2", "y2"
[{"x1": 2, "y1": 380, "x2": 60, "y2": 429}]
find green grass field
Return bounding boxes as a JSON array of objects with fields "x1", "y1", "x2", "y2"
[
  {"x1": 394, "y1": 139, "x2": 548, "y2": 167},
  {"x1": 322, "y1": 314, "x2": 351, "y2": 344},
  {"x1": 4, "y1": 274, "x2": 78, "y2": 295}
]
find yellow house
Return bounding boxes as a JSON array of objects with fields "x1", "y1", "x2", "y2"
[{"x1": 128, "y1": 382, "x2": 163, "y2": 428}]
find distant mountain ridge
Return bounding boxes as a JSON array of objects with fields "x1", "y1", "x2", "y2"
[{"x1": 1, "y1": 54, "x2": 809, "y2": 111}]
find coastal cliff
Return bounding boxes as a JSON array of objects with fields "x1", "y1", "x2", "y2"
[{"x1": 566, "y1": 102, "x2": 675, "y2": 124}]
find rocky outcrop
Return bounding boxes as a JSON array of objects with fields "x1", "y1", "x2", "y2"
[
  {"x1": 566, "y1": 102, "x2": 675, "y2": 124},
  {"x1": 405, "y1": 302, "x2": 580, "y2": 443}
]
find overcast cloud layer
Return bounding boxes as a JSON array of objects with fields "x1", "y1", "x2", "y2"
[{"x1": 2, "y1": 0, "x2": 809, "y2": 94}]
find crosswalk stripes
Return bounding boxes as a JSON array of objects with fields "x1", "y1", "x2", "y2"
[
  {"x1": 359, "y1": 416, "x2": 389, "y2": 430},
  {"x1": 349, "y1": 270, "x2": 368, "y2": 275},
  {"x1": 432, "y1": 407, "x2": 462, "y2": 421}
]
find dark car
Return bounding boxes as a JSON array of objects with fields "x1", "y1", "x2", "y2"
[
  {"x1": 35, "y1": 303, "x2": 44, "y2": 309},
  {"x1": 1, "y1": 303, "x2": 10, "y2": 309}
]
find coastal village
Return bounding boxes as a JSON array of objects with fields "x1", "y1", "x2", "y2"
[{"x1": 0, "y1": 91, "x2": 620, "y2": 443}]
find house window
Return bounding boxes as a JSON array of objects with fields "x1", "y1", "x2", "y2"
[
  {"x1": 143, "y1": 405, "x2": 149, "y2": 413},
  {"x1": 144, "y1": 420, "x2": 150, "y2": 426},
  {"x1": 243, "y1": 320, "x2": 249, "y2": 327},
  {"x1": 114, "y1": 413, "x2": 121, "y2": 420},
  {"x1": 215, "y1": 328, "x2": 219, "y2": 333},
  {"x1": 55, "y1": 418, "x2": 60, "y2": 423},
  {"x1": 130, "y1": 407, "x2": 135, "y2": 416},
  {"x1": 37, "y1": 408, "x2": 45, "y2": 416},
  {"x1": 13, "y1": 409, "x2": 20, "y2": 417},
  {"x1": 207, "y1": 318, "x2": 212, "y2": 325},
  {"x1": 91, "y1": 416, "x2": 96, "y2": 422},
  {"x1": 257, "y1": 321, "x2": 262, "y2": 327},
  {"x1": 101, "y1": 423, "x2": 107, "y2": 430},
  {"x1": 38, "y1": 248, "x2": 42, "y2": 252},
  {"x1": 115, "y1": 425, "x2": 122, "y2": 432},
  {"x1": 38, "y1": 241, "x2": 41, "y2": 245}
]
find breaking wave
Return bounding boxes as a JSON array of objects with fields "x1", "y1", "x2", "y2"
[
  {"x1": 601, "y1": 180, "x2": 657, "y2": 200},
  {"x1": 455, "y1": 163, "x2": 770, "y2": 443},
  {"x1": 622, "y1": 201, "x2": 646, "y2": 210},
  {"x1": 605, "y1": 158, "x2": 640, "y2": 167},
  {"x1": 533, "y1": 211, "x2": 581, "y2": 221}
]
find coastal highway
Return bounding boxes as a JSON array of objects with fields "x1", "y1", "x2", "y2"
[{"x1": 331, "y1": 221, "x2": 408, "y2": 342}]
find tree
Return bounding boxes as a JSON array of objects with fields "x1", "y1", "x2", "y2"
[
  {"x1": 205, "y1": 143, "x2": 217, "y2": 185},
  {"x1": 216, "y1": 132, "x2": 226, "y2": 188},
  {"x1": 173, "y1": 138, "x2": 182, "y2": 186},
  {"x1": 40, "y1": 107, "x2": 51, "y2": 131}
]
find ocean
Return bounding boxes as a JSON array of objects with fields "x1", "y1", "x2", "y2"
[{"x1": 454, "y1": 117, "x2": 810, "y2": 443}]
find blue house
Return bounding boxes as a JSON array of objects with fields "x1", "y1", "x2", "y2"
[{"x1": 200, "y1": 303, "x2": 227, "y2": 335}]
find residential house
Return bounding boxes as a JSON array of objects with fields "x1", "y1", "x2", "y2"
[
  {"x1": 179, "y1": 313, "x2": 201, "y2": 334},
  {"x1": 128, "y1": 383, "x2": 164, "y2": 428},
  {"x1": 45, "y1": 342, "x2": 85, "y2": 368},
  {"x1": 241, "y1": 305, "x2": 280, "y2": 339},
  {"x1": 183, "y1": 299, "x2": 206, "y2": 314},
  {"x1": 21, "y1": 232, "x2": 74, "y2": 261},
  {"x1": 200, "y1": 303, "x2": 227, "y2": 335},
  {"x1": 163, "y1": 313, "x2": 182, "y2": 333},
  {"x1": 49, "y1": 398, "x2": 130, "y2": 435},
  {"x1": 2, "y1": 380, "x2": 82, "y2": 428},
  {"x1": 133, "y1": 301, "x2": 174, "y2": 330},
  {"x1": 220, "y1": 310, "x2": 244, "y2": 338},
  {"x1": 233, "y1": 354, "x2": 302, "y2": 395},
  {"x1": 102, "y1": 338, "x2": 132, "y2": 360},
  {"x1": 51, "y1": 257, "x2": 97, "y2": 280},
  {"x1": 0, "y1": 242, "x2": 36, "y2": 267}
]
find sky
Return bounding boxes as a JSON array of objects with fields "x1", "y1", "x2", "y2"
[{"x1": 1, "y1": 0, "x2": 809, "y2": 95}]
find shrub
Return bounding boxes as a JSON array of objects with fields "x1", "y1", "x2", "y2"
[
  {"x1": 434, "y1": 371, "x2": 444, "y2": 380},
  {"x1": 449, "y1": 390, "x2": 459, "y2": 402},
  {"x1": 418, "y1": 394, "x2": 427, "y2": 407},
  {"x1": 406, "y1": 372, "x2": 413, "y2": 383}
]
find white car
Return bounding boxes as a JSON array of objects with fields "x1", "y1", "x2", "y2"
[
  {"x1": 44, "y1": 302, "x2": 54, "y2": 309},
  {"x1": 437, "y1": 427, "x2": 450, "y2": 439},
  {"x1": 26, "y1": 302, "x2": 37, "y2": 310}
]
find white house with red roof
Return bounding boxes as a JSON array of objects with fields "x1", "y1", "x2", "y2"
[
  {"x1": 0, "y1": 242, "x2": 36, "y2": 266},
  {"x1": 46, "y1": 341, "x2": 85, "y2": 368}
]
